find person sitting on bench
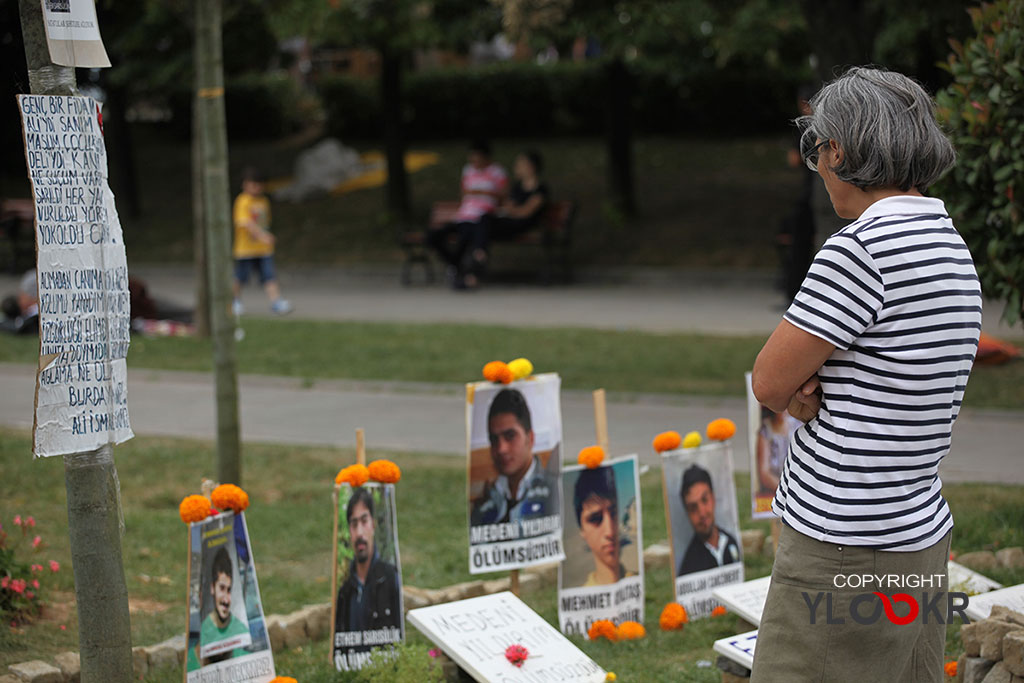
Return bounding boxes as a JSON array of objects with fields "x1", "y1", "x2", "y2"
[
  {"x1": 426, "y1": 140, "x2": 507, "y2": 289},
  {"x1": 461, "y1": 150, "x2": 549, "y2": 286}
]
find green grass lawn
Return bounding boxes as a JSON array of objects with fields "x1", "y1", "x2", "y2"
[
  {"x1": 2, "y1": 318, "x2": 1022, "y2": 409},
  {"x1": 1, "y1": 429, "x2": 1021, "y2": 680},
  {"x1": 24, "y1": 128, "x2": 813, "y2": 270}
]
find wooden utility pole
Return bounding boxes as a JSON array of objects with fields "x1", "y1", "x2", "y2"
[
  {"x1": 194, "y1": 0, "x2": 242, "y2": 484},
  {"x1": 17, "y1": 2, "x2": 133, "y2": 681}
]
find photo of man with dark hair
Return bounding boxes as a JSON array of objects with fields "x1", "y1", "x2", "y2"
[
  {"x1": 197, "y1": 546, "x2": 250, "y2": 662},
  {"x1": 334, "y1": 487, "x2": 402, "y2": 636},
  {"x1": 677, "y1": 464, "x2": 741, "y2": 576},
  {"x1": 573, "y1": 467, "x2": 635, "y2": 586},
  {"x1": 471, "y1": 388, "x2": 557, "y2": 525}
]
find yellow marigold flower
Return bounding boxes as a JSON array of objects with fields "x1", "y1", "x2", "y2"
[
  {"x1": 211, "y1": 484, "x2": 249, "y2": 513},
  {"x1": 368, "y1": 459, "x2": 401, "y2": 484},
  {"x1": 652, "y1": 430, "x2": 681, "y2": 452},
  {"x1": 482, "y1": 361, "x2": 513, "y2": 384},
  {"x1": 335, "y1": 464, "x2": 370, "y2": 487},
  {"x1": 577, "y1": 445, "x2": 606, "y2": 469},
  {"x1": 616, "y1": 621, "x2": 646, "y2": 640},
  {"x1": 588, "y1": 619, "x2": 617, "y2": 642},
  {"x1": 507, "y1": 358, "x2": 534, "y2": 380},
  {"x1": 706, "y1": 418, "x2": 736, "y2": 441},
  {"x1": 179, "y1": 495, "x2": 212, "y2": 524},
  {"x1": 682, "y1": 431, "x2": 702, "y2": 448},
  {"x1": 711, "y1": 605, "x2": 727, "y2": 617},
  {"x1": 605, "y1": 674, "x2": 617, "y2": 682},
  {"x1": 659, "y1": 602, "x2": 688, "y2": 630}
]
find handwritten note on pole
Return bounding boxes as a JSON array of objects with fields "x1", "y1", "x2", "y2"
[
  {"x1": 408, "y1": 592, "x2": 606, "y2": 683},
  {"x1": 18, "y1": 94, "x2": 133, "y2": 457}
]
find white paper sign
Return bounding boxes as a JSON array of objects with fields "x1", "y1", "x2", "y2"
[
  {"x1": 949, "y1": 561, "x2": 1003, "y2": 595},
  {"x1": 40, "y1": 0, "x2": 111, "y2": 67},
  {"x1": 712, "y1": 575, "x2": 772, "y2": 627},
  {"x1": 713, "y1": 630, "x2": 757, "y2": 670},
  {"x1": 408, "y1": 592, "x2": 606, "y2": 683},
  {"x1": 963, "y1": 584, "x2": 1024, "y2": 622},
  {"x1": 558, "y1": 455, "x2": 644, "y2": 636},
  {"x1": 19, "y1": 95, "x2": 133, "y2": 457}
]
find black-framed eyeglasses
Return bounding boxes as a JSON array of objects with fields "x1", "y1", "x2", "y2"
[{"x1": 803, "y1": 139, "x2": 830, "y2": 172}]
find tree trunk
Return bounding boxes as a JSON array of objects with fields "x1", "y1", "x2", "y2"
[
  {"x1": 102, "y1": 86, "x2": 141, "y2": 219},
  {"x1": 195, "y1": 0, "x2": 242, "y2": 485},
  {"x1": 380, "y1": 48, "x2": 410, "y2": 219},
  {"x1": 192, "y1": 36, "x2": 210, "y2": 338},
  {"x1": 604, "y1": 58, "x2": 635, "y2": 216},
  {"x1": 17, "y1": 2, "x2": 133, "y2": 681}
]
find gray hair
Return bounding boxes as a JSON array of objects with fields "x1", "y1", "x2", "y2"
[{"x1": 797, "y1": 67, "x2": 955, "y2": 192}]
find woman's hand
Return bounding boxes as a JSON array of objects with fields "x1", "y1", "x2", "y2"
[{"x1": 787, "y1": 375, "x2": 822, "y2": 423}]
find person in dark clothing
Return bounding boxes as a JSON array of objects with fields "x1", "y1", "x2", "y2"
[
  {"x1": 333, "y1": 488, "x2": 401, "y2": 647},
  {"x1": 0, "y1": 270, "x2": 38, "y2": 335},
  {"x1": 780, "y1": 87, "x2": 818, "y2": 302},
  {"x1": 677, "y1": 464, "x2": 740, "y2": 576}
]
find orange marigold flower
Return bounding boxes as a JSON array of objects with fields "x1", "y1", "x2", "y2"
[
  {"x1": 335, "y1": 464, "x2": 370, "y2": 487},
  {"x1": 368, "y1": 459, "x2": 401, "y2": 484},
  {"x1": 179, "y1": 495, "x2": 212, "y2": 524},
  {"x1": 944, "y1": 661, "x2": 957, "y2": 677},
  {"x1": 706, "y1": 418, "x2": 737, "y2": 441},
  {"x1": 482, "y1": 361, "x2": 513, "y2": 384},
  {"x1": 616, "y1": 621, "x2": 646, "y2": 640},
  {"x1": 587, "y1": 619, "x2": 618, "y2": 642},
  {"x1": 711, "y1": 605, "x2": 727, "y2": 617},
  {"x1": 652, "y1": 430, "x2": 682, "y2": 453},
  {"x1": 659, "y1": 602, "x2": 688, "y2": 630},
  {"x1": 577, "y1": 446, "x2": 606, "y2": 469},
  {"x1": 269, "y1": 678, "x2": 298, "y2": 683},
  {"x1": 211, "y1": 484, "x2": 249, "y2": 513}
]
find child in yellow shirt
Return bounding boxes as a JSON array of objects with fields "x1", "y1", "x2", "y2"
[{"x1": 232, "y1": 168, "x2": 292, "y2": 315}]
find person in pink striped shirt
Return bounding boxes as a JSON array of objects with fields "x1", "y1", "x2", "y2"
[{"x1": 428, "y1": 140, "x2": 508, "y2": 289}]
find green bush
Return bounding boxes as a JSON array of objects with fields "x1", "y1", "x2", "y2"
[
  {"x1": 936, "y1": 0, "x2": 1024, "y2": 326},
  {"x1": 318, "y1": 60, "x2": 802, "y2": 142},
  {"x1": 166, "y1": 71, "x2": 306, "y2": 140}
]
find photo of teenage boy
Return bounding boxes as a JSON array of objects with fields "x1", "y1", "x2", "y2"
[
  {"x1": 334, "y1": 488, "x2": 401, "y2": 636},
  {"x1": 677, "y1": 464, "x2": 741, "y2": 576},
  {"x1": 574, "y1": 467, "x2": 635, "y2": 587},
  {"x1": 197, "y1": 547, "x2": 249, "y2": 664},
  {"x1": 471, "y1": 388, "x2": 557, "y2": 525}
]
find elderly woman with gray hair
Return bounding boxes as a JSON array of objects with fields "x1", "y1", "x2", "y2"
[{"x1": 750, "y1": 67, "x2": 981, "y2": 681}]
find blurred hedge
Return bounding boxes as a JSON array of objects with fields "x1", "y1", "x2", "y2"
[
  {"x1": 166, "y1": 72, "x2": 305, "y2": 140},
  {"x1": 318, "y1": 60, "x2": 801, "y2": 141}
]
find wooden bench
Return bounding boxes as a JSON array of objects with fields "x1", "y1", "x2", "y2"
[{"x1": 398, "y1": 200, "x2": 576, "y2": 286}]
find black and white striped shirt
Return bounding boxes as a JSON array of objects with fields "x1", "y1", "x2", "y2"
[{"x1": 776, "y1": 195, "x2": 982, "y2": 551}]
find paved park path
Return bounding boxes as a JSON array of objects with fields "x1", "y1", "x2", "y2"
[{"x1": 1, "y1": 265, "x2": 1020, "y2": 483}]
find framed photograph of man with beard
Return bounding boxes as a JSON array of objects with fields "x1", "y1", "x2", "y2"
[
  {"x1": 466, "y1": 374, "x2": 565, "y2": 574},
  {"x1": 332, "y1": 483, "x2": 404, "y2": 672},
  {"x1": 185, "y1": 511, "x2": 275, "y2": 683},
  {"x1": 557, "y1": 455, "x2": 644, "y2": 637},
  {"x1": 662, "y1": 441, "x2": 744, "y2": 619},
  {"x1": 746, "y1": 372, "x2": 801, "y2": 520}
]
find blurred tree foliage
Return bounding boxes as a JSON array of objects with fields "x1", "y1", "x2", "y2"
[{"x1": 936, "y1": 1, "x2": 1024, "y2": 326}]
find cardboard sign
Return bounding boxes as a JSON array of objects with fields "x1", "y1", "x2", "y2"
[
  {"x1": 466, "y1": 374, "x2": 565, "y2": 574},
  {"x1": 745, "y1": 372, "x2": 799, "y2": 520},
  {"x1": 408, "y1": 591, "x2": 606, "y2": 683},
  {"x1": 558, "y1": 455, "x2": 644, "y2": 636},
  {"x1": 662, "y1": 441, "x2": 744, "y2": 619},
  {"x1": 963, "y1": 584, "x2": 1024, "y2": 622},
  {"x1": 712, "y1": 575, "x2": 772, "y2": 627},
  {"x1": 40, "y1": 0, "x2": 111, "y2": 68},
  {"x1": 185, "y1": 512, "x2": 275, "y2": 683},
  {"x1": 331, "y1": 483, "x2": 404, "y2": 671},
  {"x1": 18, "y1": 94, "x2": 132, "y2": 457},
  {"x1": 713, "y1": 630, "x2": 757, "y2": 670}
]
